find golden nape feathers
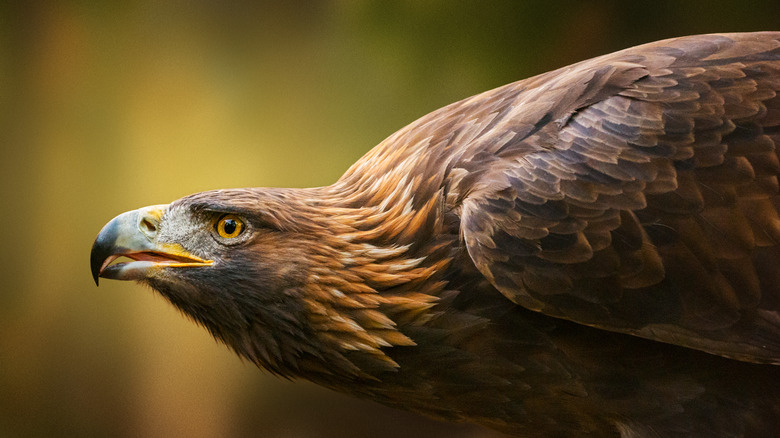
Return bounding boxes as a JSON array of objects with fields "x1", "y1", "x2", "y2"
[{"x1": 93, "y1": 33, "x2": 780, "y2": 437}]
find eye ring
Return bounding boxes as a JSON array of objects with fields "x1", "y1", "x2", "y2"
[{"x1": 215, "y1": 214, "x2": 245, "y2": 239}]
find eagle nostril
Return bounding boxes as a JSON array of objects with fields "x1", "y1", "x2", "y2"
[
  {"x1": 140, "y1": 217, "x2": 158, "y2": 238},
  {"x1": 135, "y1": 205, "x2": 167, "y2": 240},
  {"x1": 141, "y1": 218, "x2": 156, "y2": 231}
]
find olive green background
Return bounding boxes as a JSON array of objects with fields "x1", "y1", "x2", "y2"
[{"x1": 2, "y1": 2, "x2": 779, "y2": 437}]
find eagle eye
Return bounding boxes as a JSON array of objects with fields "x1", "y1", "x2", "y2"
[{"x1": 215, "y1": 214, "x2": 245, "y2": 239}]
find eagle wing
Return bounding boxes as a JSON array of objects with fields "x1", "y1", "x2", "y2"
[{"x1": 459, "y1": 32, "x2": 780, "y2": 363}]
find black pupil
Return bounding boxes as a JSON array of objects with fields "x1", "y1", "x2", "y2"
[{"x1": 223, "y1": 218, "x2": 237, "y2": 235}]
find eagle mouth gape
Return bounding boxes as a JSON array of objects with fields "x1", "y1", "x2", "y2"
[
  {"x1": 99, "y1": 251, "x2": 212, "y2": 276},
  {"x1": 95, "y1": 250, "x2": 214, "y2": 283}
]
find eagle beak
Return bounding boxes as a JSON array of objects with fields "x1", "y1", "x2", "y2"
[{"x1": 90, "y1": 204, "x2": 213, "y2": 285}]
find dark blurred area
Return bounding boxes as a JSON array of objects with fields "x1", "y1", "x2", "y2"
[{"x1": 1, "y1": 1, "x2": 779, "y2": 437}]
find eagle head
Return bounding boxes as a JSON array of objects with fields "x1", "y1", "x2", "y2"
[{"x1": 90, "y1": 187, "x2": 436, "y2": 382}]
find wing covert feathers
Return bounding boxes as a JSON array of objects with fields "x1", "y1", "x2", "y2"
[{"x1": 457, "y1": 33, "x2": 780, "y2": 363}]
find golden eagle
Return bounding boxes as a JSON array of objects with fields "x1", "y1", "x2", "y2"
[{"x1": 92, "y1": 32, "x2": 780, "y2": 437}]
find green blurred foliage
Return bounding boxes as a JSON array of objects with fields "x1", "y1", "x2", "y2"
[{"x1": 1, "y1": 1, "x2": 778, "y2": 437}]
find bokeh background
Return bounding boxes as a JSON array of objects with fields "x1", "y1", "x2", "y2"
[{"x1": 2, "y1": 2, "x2": 780, "y2": 437}]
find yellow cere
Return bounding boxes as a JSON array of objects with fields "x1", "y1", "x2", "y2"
[{"x1": 156, "y1": 242, "x2": 215, "y2": 266}]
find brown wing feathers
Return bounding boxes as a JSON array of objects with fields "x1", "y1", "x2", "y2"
[{"x1": 457, "y1": 33, "x2": 780, "y2": 362}]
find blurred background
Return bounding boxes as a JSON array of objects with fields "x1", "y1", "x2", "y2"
[{"x1": 2, "y1": 1, "x2": 779, "y2": 437}]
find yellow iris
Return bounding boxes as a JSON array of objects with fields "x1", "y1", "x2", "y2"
[{"x1": 216, "y1": 215, "x2": 244, "y2": 238}]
